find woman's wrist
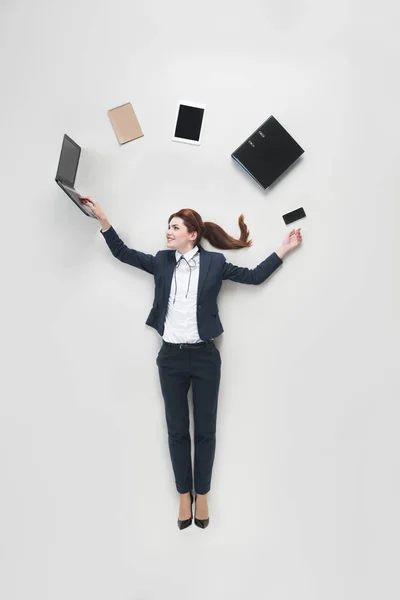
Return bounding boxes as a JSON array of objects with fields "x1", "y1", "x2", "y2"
[
  {"x1": 275, "y1": 244, "x2": 290, "y2": 260},
  {"x1": 100, "y1": 217, "x2": 111, "y2": 231}
]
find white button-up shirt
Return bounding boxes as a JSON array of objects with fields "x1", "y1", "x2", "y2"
[{"x1": 162, "y1": 245, "x2": 203, "y2": 343}]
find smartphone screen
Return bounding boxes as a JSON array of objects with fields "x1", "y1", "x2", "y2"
[{"x1": 282, "y1": 207, "x2": 306, "y2": 225}]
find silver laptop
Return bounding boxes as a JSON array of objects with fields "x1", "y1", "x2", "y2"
[{"x1": 55, "y1": 134, "x2": 97, "y2": 219}]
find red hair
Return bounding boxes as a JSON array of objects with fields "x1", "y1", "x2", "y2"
[{"x1": 168, "y1": 209, "x2": 252, "y2": 250}]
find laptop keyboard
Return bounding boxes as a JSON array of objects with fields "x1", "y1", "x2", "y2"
[{"x1": 59, "y1": 182, "x2": 97, "y2": 218}]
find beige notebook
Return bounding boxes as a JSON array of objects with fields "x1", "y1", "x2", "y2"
[{"x1": 108, "y1": 102, "x2": 144, "y2": 144}]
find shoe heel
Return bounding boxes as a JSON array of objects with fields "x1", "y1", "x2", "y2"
[
  {"x1": 194, "y1": 493, "x2": 210, "y2": 529},
  {"x1": 177, "y1": 491, "x2": 194, "y2": 530}
]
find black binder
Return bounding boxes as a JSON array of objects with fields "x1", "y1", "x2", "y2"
[{"x1": 231, "y1": 116, "x2": 304, "y2": 190}]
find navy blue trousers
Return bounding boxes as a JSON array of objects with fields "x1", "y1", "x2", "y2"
[{"x1": 156, "y1": 340, "x2": 221, "y2": 495}]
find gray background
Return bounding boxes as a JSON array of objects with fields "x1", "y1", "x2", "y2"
[{"x1": 1, "y1": 0, "x2": 399, "y2": 599}]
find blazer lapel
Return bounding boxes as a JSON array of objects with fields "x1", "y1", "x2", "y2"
[
  {"x1": 164, "y1": 252, "x2": 175, "y2": 300},
  {"x1": 197, "y1": 250, "x2": 211, "y2": 301}
]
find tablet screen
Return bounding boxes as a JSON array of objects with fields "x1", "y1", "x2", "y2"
[{"x1": 174, "y1": 104, "x2": 205, "y2": 142}]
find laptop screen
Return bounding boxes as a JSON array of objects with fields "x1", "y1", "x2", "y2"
[{"x1": 56, "y1": 135, "x2": 81, "y2": 187}]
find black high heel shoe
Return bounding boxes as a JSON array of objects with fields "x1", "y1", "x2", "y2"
[
  {"x1": 194, "y1": 494, "x2": 210, "y2": 529},
  {"x1": 177, "y1": 491, "x2": 193, "y2": 530}
]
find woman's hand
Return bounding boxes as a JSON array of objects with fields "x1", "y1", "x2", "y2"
[
  {"x1": 282, "y1": 228, "x2": 303, "y2": 251},
  {"x1": 275, "y1": 228, "x2": 303, "y2": 259},
  {"x1": 79, "y1": 196, "x2": 107, "y2": 221}
]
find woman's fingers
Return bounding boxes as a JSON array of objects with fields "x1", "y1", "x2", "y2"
[{"x1": 79, "y1": 196, "x2": 95, "y2": 205}]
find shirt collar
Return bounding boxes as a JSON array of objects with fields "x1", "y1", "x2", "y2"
[{"x1": 175, "y1": 245, "x2": 199, "y2": 263}]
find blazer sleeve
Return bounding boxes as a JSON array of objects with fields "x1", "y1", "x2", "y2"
[
  {"x1": 221, "y1": 252, "x2": 283, "y2": 285},
  {"x1": 101, "y1": 226, "x2": 155, "y2": 275}
]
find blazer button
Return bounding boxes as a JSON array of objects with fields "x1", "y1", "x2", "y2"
[{"x1": 198, "y1": 305, "x2": 201, "y2": 310}]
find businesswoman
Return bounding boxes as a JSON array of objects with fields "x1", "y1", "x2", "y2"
[{"x1": 80, "y1": 196, "x2": 302, "y2": 530}]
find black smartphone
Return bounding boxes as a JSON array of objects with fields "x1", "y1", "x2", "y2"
[{"x1": 282, "y1": 207, "x2": 306, "y2": 225}]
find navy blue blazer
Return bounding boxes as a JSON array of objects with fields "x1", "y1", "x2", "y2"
[{"x1": 101, "y1": 226, "x2": 283, "y2": 339}]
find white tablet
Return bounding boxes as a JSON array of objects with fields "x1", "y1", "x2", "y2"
[{"x1": 172, "y1": 101, "x2": 206, "y2": 145}]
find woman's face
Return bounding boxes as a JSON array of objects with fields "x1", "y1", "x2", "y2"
[{"x1": 166, "y1": 217, "x2": 197, "y2": 252}]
